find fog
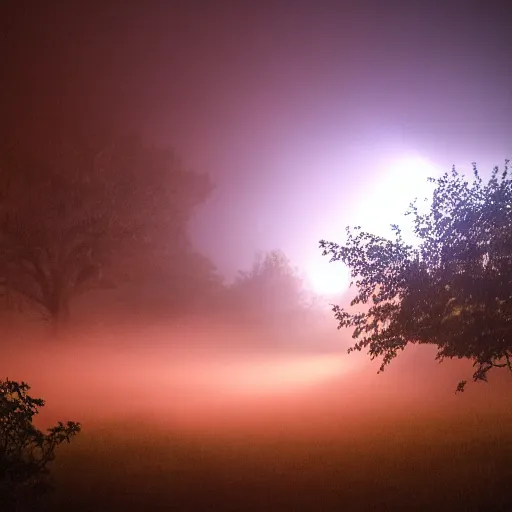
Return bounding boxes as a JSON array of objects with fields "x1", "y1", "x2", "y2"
[
  {"x1": 2, "y1": 1, "x2": 512, "y2": 510},
  {"x1": 2, "y1": 313, "x2": 511, "y2": 510}
]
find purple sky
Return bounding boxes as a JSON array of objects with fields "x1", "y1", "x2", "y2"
[{"x1": 3, "y1": 0, "x2": 511, "y2": 280}]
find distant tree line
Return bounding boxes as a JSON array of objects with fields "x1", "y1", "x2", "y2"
[{"x1": 0, "y1": 133, "x2": 324, "y2": 332}]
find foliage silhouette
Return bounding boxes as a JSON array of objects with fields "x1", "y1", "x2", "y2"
[
  {"x1": 229, "y1": 250, "x2": 308, "y2": 327},
  {"x1": 320, "y1": 162, "x2": 512, "y2": 391},
  {"x1": 0, "y1": 379, "x2": 81, "y2": 510}
]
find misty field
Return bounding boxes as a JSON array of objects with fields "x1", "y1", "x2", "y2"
[
  {"x1": 44, "y1": 414, "x2": 512, "y2": 511},
  {"x1": 4, "y1": 321, "x2": 512, "y2": 511}
]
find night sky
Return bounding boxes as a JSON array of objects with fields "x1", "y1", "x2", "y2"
[{"x1": 3, "y1": 1, "x2": 511, "y2": 279}]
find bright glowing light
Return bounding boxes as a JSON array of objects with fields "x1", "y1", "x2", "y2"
[
  {"x1": 386, "y1": 154, "x2": 436, "y2": 201},
  {"x1": 306, "y1": 255, "x2": 351, "y2": 296},
  {"x1": 351, "y1": 153, "x2": 438, "y2": 244}
]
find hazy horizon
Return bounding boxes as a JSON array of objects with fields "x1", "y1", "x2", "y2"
[{"x1": 2, "y1": 1, "x2": 511, "y2": 510}]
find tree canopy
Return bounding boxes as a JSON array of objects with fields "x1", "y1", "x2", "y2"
[
  {"x1": 0, "y1": 134, "x2": 213, "y2": 325},
  {"x1": 228, "y1": 250, "x2": 307, "y2": 326},
  {"x1": 0, "y1": 379, "x2": 81, "y2": 510},
  {"x1": 320, "y1": 162, "x2": 512, "y2": 391}
]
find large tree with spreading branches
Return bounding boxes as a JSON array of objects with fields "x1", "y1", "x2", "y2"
[
  {"x1": 320, "y1": 161, "x2": 512, "y2": 391},
  {"x1": 0, "y1": 134, "x2": 212, "y2": 326}
]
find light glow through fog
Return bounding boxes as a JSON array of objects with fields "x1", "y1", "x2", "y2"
[
  {"x1": 351, "y1": 154, "x2": 438, "y2": 244},
  {"x1": 306, "y1": 256, "x2": 351, "y2": 296}
]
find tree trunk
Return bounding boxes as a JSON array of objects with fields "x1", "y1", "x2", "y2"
[{"x1": 49, "y1": 296, "x2": 70, "y2": 337}]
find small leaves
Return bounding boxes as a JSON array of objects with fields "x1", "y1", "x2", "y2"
[
  {"x1": 321, "y1": 161, "x2": 512, "y2": 391},
  {"x1": 1, "y1": 379, "x2": 81, "y2": 506},
  {"x1": 456, "y1": 380, "x2": 467, "y2": 393}
]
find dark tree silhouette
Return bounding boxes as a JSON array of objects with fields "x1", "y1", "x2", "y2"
[
  {"x1": 0, "y1": 379, "x2": 81, "y2": 510},
  {"x1": 320, "y1": 162, "x2": 512, "y2": 391},
  {"x1": 229, "y1": 250, "x2": 307, "y2": 326},
  {"x1": 116, "y1": 249, "x2": 225, "y2": 319},
  {"x1": 0, "y1": 135, "x2": 212, "y2": 326}
]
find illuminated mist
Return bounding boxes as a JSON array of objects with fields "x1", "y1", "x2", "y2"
[{"x1": 1, "y1": 1, "x2": 512, "y2": 511}]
